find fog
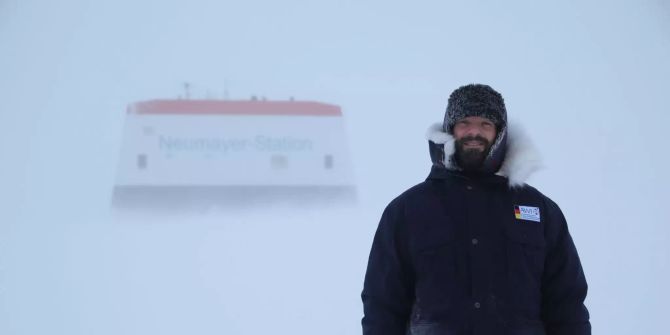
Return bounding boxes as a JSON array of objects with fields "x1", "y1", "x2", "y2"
[{"x1": 1, "y1": 0, "x2": 669, "y2": 334}]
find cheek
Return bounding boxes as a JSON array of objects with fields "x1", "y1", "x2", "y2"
[
  {"x1": 452, "y1": 127, "x2": 466, "y2": 139},
  {"x1": 484, "y1": 129, "x2": 497, "y2": 143}
]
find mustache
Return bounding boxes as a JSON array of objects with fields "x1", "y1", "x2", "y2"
[{"x1": 456, "y1": 135, "x2": 490, "y2": 146}]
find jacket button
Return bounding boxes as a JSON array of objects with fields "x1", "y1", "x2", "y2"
[
  {"x1": 471, "y1": 238, "x2": 478, "y2": 245},
  {"x1": 474, "y1": 302, "x2": 481, "y2": 309},
  {"x1": 466, "y1": 185, "x2": 473, "y2": 190}
]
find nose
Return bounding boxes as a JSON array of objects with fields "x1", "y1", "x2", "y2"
[{"x1": 464, "y1": 124, "x2": 483, "y2": 137}]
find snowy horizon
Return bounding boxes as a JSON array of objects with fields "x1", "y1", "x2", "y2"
[{"x1": 2, "y1": 1, "x2": 670, "y2": 334}]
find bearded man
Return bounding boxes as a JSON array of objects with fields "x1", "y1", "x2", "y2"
[{"x1": 361, "y1": 84, "x2": 591, "y2": 335}]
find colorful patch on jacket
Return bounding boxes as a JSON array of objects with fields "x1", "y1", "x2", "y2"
[{"x1": 514, "y1": 205, "x2": 541, "y2": 222}]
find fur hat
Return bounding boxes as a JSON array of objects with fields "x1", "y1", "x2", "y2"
[
  {"x1": 439, "y1": 84, "x2": 508, "y2": 174},
  {"x1": 444, "y1": 84, "x2": 507, "y2": 133}
]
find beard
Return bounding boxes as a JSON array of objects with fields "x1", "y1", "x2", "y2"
[{"x1": 454, "y1": 135, "x2": 494, "y2": 172}]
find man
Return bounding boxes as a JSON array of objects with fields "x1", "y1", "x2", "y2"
[{"x1": 361, "y1": 84, "x2": 591, "y2": 335}]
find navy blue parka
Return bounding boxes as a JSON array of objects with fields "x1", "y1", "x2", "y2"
[{"x1": 361, "y1": 125, "x2": 591, "y2": 335}]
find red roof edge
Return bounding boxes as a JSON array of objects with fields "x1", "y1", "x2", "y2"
[{"x1": 129, "y1": 100, "x2": 342, "y2": 116}]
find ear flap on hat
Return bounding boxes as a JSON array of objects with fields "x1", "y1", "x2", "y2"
[{"x1": 426, "y1": 123, "x2": 455, "y2": 168}]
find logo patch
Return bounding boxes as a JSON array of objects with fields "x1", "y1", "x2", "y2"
[{"x1": 514, "y1": 205, "x2": 541, "y2": 222}]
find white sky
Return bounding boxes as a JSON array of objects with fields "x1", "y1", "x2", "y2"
[{"x1": 1, "y1": 1, "x2": 669, "y2": 334}]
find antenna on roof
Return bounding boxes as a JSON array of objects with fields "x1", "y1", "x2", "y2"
[{"x1": 183, "y1": 82, "x2": 191, "y2": 100}]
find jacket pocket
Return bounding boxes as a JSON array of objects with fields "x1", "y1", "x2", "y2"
[
  {"x1": 417, "y1": 240, "x2": 457, "y2": 279},
  {"x1": 505, "y1": 224, "x2": 546, "y2": 314},
  {"x1": 413, "y1": 232, "x2": 459, "y2": 309},
  {"x1": 505, "y1": 224, "x2": 546, "y2": 279},
  {"x1": 414, "y1": 221, "x2": 459, "y2": 277}
]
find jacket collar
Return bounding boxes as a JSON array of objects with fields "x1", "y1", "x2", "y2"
[{"x1": 425, "y1": 121, "x2": 542, "y2": 188}]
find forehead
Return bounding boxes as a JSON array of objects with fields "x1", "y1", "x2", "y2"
[{"x1": 457, "y1": 116, "x2": 495, "y2": 124}]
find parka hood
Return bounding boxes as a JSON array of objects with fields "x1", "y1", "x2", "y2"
[{"x1": 426, "y1": 121, "x2": 542, "y2": 188}]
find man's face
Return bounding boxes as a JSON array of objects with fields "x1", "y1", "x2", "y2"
[{"x1": 452, "y1": 116, "x2": 498, "y2": 171}]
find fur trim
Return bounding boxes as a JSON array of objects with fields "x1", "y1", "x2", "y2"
[
  {"x1": 425, "y1": 121, "x2": 542, "y2": 187},
  {"x1": 496, "y1": 121, "x2": 542, "y2": 187},
  {"x1": 426, "y1": 123, "x2": 456, "y2": 169}
]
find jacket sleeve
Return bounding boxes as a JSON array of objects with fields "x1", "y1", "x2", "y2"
[
  {"x1": 541, "y1": 198, "x2": 592, "y2": 335},
  {"x1": 361, "y1": 200, "x2": 415, "y2": 335}
]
